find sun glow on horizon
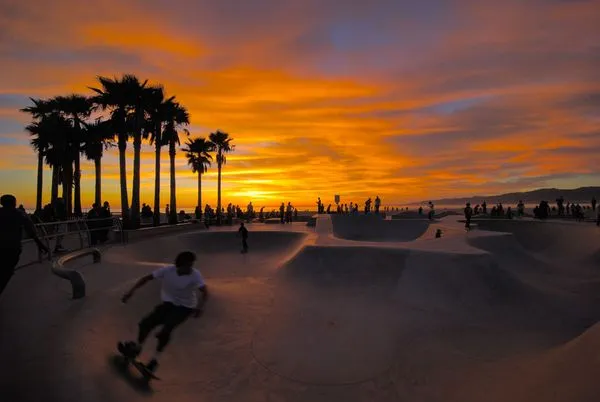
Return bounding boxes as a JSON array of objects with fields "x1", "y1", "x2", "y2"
[{"x1": 1, "y1": 0, "x2": 599, "y2": 211}]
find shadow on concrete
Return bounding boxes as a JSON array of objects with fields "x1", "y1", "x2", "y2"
[{"x1": 107, "y1": 355, "x2": 154, "y2": 396}]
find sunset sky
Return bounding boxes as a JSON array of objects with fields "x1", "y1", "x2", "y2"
[{"x1": 1, "y1": 0, "x2": 599, "y2": 210}]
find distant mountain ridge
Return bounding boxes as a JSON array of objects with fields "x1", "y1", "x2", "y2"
[{"x1": 416, "y1": 186, "x2": 600, "y2": 206}]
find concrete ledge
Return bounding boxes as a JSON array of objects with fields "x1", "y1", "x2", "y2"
[
  {"x1": 52, "y1": 248, "x2": 101, "y2": 299},
  {"x1": 121, "y1": 222, "x2": 206, "y2": 243}
]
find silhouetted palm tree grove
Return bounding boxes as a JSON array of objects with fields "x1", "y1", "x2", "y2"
[{"x1": 21, "y1": 74, "x2": 235, "y2": 229}]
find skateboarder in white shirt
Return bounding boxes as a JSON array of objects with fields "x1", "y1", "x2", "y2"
[{"x1": 118, "y1": 251, "x2": 208, "y2": 374}]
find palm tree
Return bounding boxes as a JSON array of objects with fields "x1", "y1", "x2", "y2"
[
  {"x1": 162, "y1": 101, "x2": 190, "y2": 224},
  {"x1": 41, "y1": 113, "x2": 76, "y2": 214},
  {"x1": 129, "y1": 81, "x2": 154, "y2": 229},
  {"x1": 21, "y1": 98, "x2": 54, "y2": 212},
  {"x1": 209, "y1": 130, "x2": 235, "y2": 225},
  {"x1": 90, "y1": 75, "x2": 140, "y2": 228},
  {"x1": 54, "y1": 95, "x2": 92, "y2": 216},
  {"x1": 182, "y1": 137, "x2": 214, "y2": 214},
  {"x1": 146, "y1": 87, "x2": 174, "y2": 226},
  {"x1": 26, "y1": 120, "x2": 50, "y2": 213},
  {"x1": 83, "y1": 119, "x2": 114, "y2": 205}
]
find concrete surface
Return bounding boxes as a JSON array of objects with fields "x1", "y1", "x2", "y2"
[{"x1": 2, "y1": 216, "x2": 600, "y2": 401}]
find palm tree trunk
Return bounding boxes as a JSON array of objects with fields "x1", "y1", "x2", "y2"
[
  {"x1": 73, "y1": 153, "x2": 82, "y2": 216},
  {"x1": 118, "y1": 136, "x2": 130, "y2": 228},
  {"x1": 217, "y1": 158, "x2": 222, "y2": 225},
  {"x1": 197, "y1": 171, "x2": 202, "y2": 212},
  {"x1": 51, "y1": 165, "x2": 59, "y2": 204},
  {"x1": 169, "y1": 142, "x2": 177, "y2": 224},
  {"x1": 94, "y1": 157, "x2": 102, "y2": 206},
  {"x1": 130, "y1": 134, "x2": 142, "y2": 229},
  {"x1": 153, "y1": 132, "x2": 161, "y2": 227},
  {"x1": 62, "y1": 161, "x2": 74, "y2": 217},
  {"x1": 35, "y1": 152, "x2": 43, "y2": 212}
]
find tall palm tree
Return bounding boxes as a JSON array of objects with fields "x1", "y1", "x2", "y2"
[
  {"x1": 146, "y1": 87, "x2": 175, "y2": 226},
  {"x1": 90, "y1": 75, "x2": 140, "y2": 228},
  {"x1": 82, "y1": 119, "x2": 114, "y2": 205},
  {"x1": 41, "y1": 113, "x2": 75, "y2": 214},
  {"x1": 26, "y1": 120, "x2": 50, "y2": 213},
  {"x1": 129, "y1": 81, "x2": 154, "y2": 229},
  {"x1": 209, "y1": 130, "x2": 235, "y2": 225},
  {"x1": 162, "y1": 101, "x2": 190, "y2": 224},
  {"x1": 54, "y1": 94, "x2": 92, "y2": 216},
  {"x1": 45, "y1": 147, "x2": 62, "y2": 203},
  {"x1": 21, "y1": 98, "x2": 54, "y2": 212},
  {"x1": 182, "y1": 137, "x2": 214, "y2": 213}
]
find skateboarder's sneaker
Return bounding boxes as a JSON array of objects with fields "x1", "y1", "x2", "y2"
[
  {"x1": 118, "y1": 341, "x2": 141, "y2": 358},
  {"x1": 146, "y1": 359, "x2": 159, "y2": 373}
]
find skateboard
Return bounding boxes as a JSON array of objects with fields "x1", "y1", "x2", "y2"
[{"x1": 115, "y1": 342, "x2": 160, "y2": 381}]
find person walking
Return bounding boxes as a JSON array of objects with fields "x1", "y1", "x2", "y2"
[{"x1": 238, "y1": 222, "x2": 249, "y2": 253}]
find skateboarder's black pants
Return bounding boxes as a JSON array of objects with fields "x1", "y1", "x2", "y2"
[
  {"x1": 0, "y1": 249, "x2": 21, "y2": 298},
  {"x1": 242, "y1": 238, "x2": 248, "y2": 252},
  {"x1": 138, "y1": 302, "x2": 193, "y2": 351}
]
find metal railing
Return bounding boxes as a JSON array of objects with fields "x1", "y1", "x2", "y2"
[
  {"x1": 20, "y1": 216, "x2": 124, "y2": 266},
  {"x1": 51, "y1": 248, "x2": 101, "y2": 299}
]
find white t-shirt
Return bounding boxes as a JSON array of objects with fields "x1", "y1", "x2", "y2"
[{"x1": 152, "y1": 265, "x2": 205, "y2": 308}]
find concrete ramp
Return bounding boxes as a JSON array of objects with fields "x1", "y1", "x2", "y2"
[
  {"x1": 5, "y1": 221, "x2": 600, "y2": 401},
  {"x1": 445, "y1": 321, "x2": 600, "y2": 402},
  {"x1": 473, "y1": 219, "x2": 600, "y2": 266},
  {"x1": 398, "y1": 250, "x2": 542, "y2": 320},
  {"x1": 331, "y1": 214, "x2": 430, "y2": 242},
  {"x1": 252, "y1": 244, "x2": 555, "y2": 386},
  {"x1": 253, "y1": 246, "x2": 409, "y2": 385}
]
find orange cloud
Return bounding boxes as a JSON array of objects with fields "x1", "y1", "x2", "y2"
[{"x1": 1, "y1": 0, "x2": 600, "y2": 210}]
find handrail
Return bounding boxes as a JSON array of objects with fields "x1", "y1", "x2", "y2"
[{"x1": 51, "y1": 248, "x2": 101, "y2": 299}]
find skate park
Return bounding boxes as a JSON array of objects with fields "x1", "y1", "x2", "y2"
[{"x1": 2, "y1": 214, "x2": 600, "y2": 402}]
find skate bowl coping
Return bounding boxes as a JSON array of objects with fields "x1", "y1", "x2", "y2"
[
  {"x1": 51, "y1": 248, "x2": 101, "y2": 299},
  {"x1": 331, "y1": 214, "x2": 430, "y2": 242}
]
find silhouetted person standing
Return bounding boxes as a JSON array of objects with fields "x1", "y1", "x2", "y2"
[
  {"x1": 482, "y1": 201, "x2": 487, "y2": 214},
  {"x1": 0, "y1": 194, "x2": 49, "y2": 298},
  {"x1": 374, "y1": 196, "x2": 381, "y2": 214},
  {"x1": 464, "y1": 202, "x2": 473, "y2": 230},
  {"x1": 506, "y1": 207, "x2": 513, "y2": 219},
  {"x1": 286, "y1": 202, "x2": 293, "y2": 223},
  {"x1": 87, "y1": 203, "x2": 101, "y2": 245},
  {"x1": 556, "y1": 196, "x2": 565, "y2": 216},
  {"x1": 279, "y1": 203, "x2": 285, "y2": 224},
  {"x1": 592, "y1": 197, "x2": 597, "y2": 212},
  {"x1": 427, "y1": 201, "x2": 435, "y2": 220},
  {"x1": 238, "y1": 222, "x2": 249, "y2": 253},
  {"x1": 99, "y1": 201, "x2": 112, "y2": 243},
  {"x1": 517, "y1": 200, "x2": 525, "y2": 217}
]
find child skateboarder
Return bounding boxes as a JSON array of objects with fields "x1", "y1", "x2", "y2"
[
  {"x1": 238, "y1": 222, "x2": 249, "y2": 253},
  {"x1": 118, "y1": 251, "x2": 208, "y2": 374}
]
